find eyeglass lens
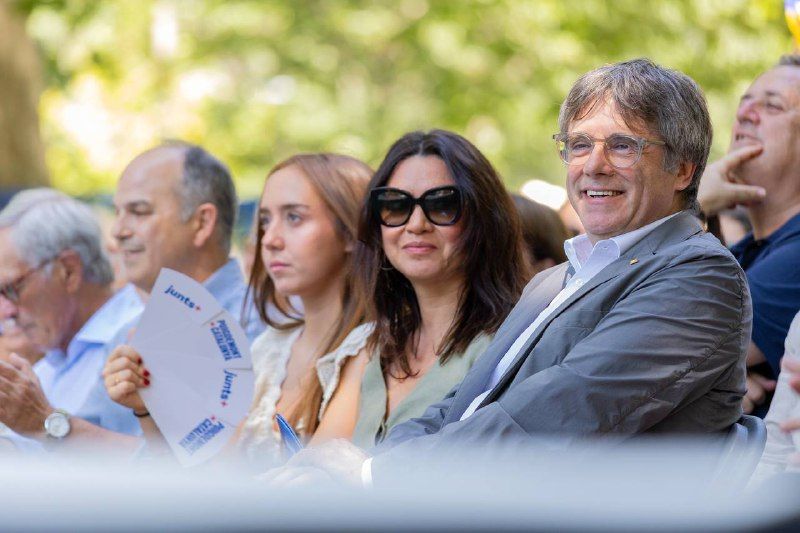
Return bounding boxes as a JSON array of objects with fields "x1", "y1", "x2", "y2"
[
  {"x1": 375, "y1": 187, "x2": 461, "y2": 227},
  {"x1": 559, "y1": 134, "x2": 642, "y2": 169}
]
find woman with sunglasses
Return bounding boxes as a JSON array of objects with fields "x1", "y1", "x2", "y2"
[
  {"x1": 104, "y1": 153, "x2": 373, "y2": 467},
  {"x1": 313, "y1": 130, "x2": 530, "y2": 448}
]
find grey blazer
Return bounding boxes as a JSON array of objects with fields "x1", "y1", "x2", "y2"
[{"x1": 372, "y1": 211, "x2": 751, "y2": 477}]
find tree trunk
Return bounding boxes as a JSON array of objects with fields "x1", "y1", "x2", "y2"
[{"x1": 0, "y1": 2, "x2": 48, "y2": 202}]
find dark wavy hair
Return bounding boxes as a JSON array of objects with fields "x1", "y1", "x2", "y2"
[{"x1": 356, "y1": 130, "x2": 530, "y2": 378}]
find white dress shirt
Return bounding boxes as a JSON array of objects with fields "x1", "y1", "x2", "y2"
[{"x1": 362, "y1": 212, "x2": 680, "y2": 485}]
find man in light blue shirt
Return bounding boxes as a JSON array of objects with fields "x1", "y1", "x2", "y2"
[
  {"x1": 36, "y1": 283, "x2": 143, "y2": 435},
  {"x1": 112, "y1": 142, "x2": 264, "y2": 342},
  {"x1": 0, "y1": 189, "x2": 144, "y2": 451}
]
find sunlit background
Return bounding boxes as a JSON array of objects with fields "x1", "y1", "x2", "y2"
[{"x1": 0, "y1": 0, "x2": 793, "y2": 207}]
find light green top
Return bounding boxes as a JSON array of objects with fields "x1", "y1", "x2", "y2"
[{"x1": 351, "y1": 334, "x2": 493, "y2": 449}]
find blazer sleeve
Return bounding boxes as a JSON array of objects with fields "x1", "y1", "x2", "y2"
[{"x1": 371, "y1": 249, "x2": 751, "y2": 482}]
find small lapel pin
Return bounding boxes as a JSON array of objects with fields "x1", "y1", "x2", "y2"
[{"x1": 629, "y1": 258, "x2": 639, "y2": 265}]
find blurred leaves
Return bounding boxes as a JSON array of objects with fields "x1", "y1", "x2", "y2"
[{"x1": 15, "y1": 0, "x2": 793, "y2": 197}]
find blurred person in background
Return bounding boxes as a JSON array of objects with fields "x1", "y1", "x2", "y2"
[
  {"x1": 104, "y1": 153, "x2": 373, "y2": 467},
  {"x1": 266, "y1": 59, "x2": 750, "y2": 487},
  {"x1": 91, "y1": 204, "x2": 133, "y2": 293},
  {"x1": 698, "y1": 55, "x2": 800, "y2": 415},
  {"x1": 241, "y1": 215, "x2": 259, "y2": 283},
  {"x1": 0, "y1": 292, "x2": 42, "y2": 365},
  {"x1": 512, "y1": 194, "x2": 569, "y2": 274},
  {"x1": 111, "y1": 142, "x2": 265, "y2": 342},
  {"x1": 0, "y1": 299, "x2": 43, "y2": 453},
  {"x1": 314, "y1": 130, "x2": 529, "y2": 449},
  {"x1": 750, "y1": 310, "x2": 800, "y2": 485},
  {"x1": 558, "y1": 201, "x2": 584, "y2": 237},
  {"x1": 717, "y1": 207, "x2": 752, "y2": 247},
  {"x1": 0, "y1": 189, "x2": 143, "y2": 452},
  {"x1": 0, "y1": 345, "x2": 44, "y2": 454}
]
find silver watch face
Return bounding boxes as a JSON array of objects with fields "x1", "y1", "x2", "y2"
[{"x1": 45, "y1": 411, "x2": 70, "y2": 438}]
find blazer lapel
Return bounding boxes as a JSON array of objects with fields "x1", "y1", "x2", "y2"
[
  {"x1": 477, "y1": 210, "x2": 704, "y2": 408},
  {"x1": 478, "y1": 259, "x2": 629, "y2": 407},
  {"x1": 444, "y1": 263, "x2": 569, "y2": 422}
]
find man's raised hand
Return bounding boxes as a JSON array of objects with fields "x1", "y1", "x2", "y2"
[{"x1": 698, "y1": 145, "x2": 766, "y2": 216}]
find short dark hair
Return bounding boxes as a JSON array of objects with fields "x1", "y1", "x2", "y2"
[
  {"x1": 357, "y1": 129, "x2": 530, "y2": 378},
  {"x1": 180, "y1": 145, "x2": 237, "y2": 253},
  {"x1": 512, "y1": 194, "x2": 568, "y2": 269},
  {"x1": 156, "y1": 141, "x2": 237, "y2": 253},
  {"x1": 558, "y1": 58, "x2": 712, "y2": 211}
]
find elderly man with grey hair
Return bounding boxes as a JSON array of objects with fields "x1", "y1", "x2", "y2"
[
  {"x1": 0, "y1": 189, "x2": 143, "y2": 451},
  {"x1": 110, "y1": 142, "x2": 264, "y2": 341},
  {"x1": 267, "y1": 58, "x2": 751, "y2": 487}
]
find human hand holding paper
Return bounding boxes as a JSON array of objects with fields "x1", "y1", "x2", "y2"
[
  {"x1": 103, "y1": 345, "x2": 150, "y2": 414},
  {"x1": 128, "y1": 269, "x2": 255, "y2": 467}
]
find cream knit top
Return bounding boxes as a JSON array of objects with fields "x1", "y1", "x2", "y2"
[{"x1": 236, "y1": 322, "x2": 373, "y2": 468}]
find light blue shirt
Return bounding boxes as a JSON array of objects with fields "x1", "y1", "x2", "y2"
[
  {"x1": 34, "y1": 283, "x2": 145, "y2": 435},
  {"x1": 0, "y1": 422, "x2": 44, "y2": 453},
  {"x1": 203, "y1": 258, "x2": 265, "y2": 342}
]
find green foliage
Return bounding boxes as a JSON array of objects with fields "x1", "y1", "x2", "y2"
[{"x1": 18, "y1": 0, "x2": 794, "y2": 198}]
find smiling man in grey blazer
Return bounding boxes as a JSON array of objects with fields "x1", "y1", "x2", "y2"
[{"x1": 272, "y1": 58, "x2": 751, "y2": 486}]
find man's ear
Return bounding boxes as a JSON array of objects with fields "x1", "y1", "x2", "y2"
[
  {"x1": 673, "y1": 161, "x2": 696, "y2": 192},
  {"x1": 57, "y1": 250, "x2": 84, "y2": 294},
  {"x1": 192, "y1": 203, "x2": 219, "y2": 248}
]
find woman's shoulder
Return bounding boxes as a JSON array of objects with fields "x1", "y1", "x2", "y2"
[
  {"x1": 335, "y1": 322, "x2": 375, "y2": 356},
  {"x1": 317, "y1": 322, "x2": 374, "y2": 370},
  {"x1": 316, "y1": 322, "x2": 375, "y2": 414},
  {"x1": 458, "y1": 332, "x2": 494, "y2": 365},
  {"x1": 250, "y1": 324, "x2": 302, "y2": 369}
]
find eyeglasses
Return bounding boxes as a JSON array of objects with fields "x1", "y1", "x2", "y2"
[
  {"x1": 0, "y1": 259, "x2": 53, "y2": 304},
  {"x1": 370, "y1": 186, "x2": 463, "y2": 227},
  {"x1": 552, "y1": 133, "x2": 666, "y2": 169}
]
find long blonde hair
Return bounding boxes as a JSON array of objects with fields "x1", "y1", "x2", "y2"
[{"x1": 246, "y1": 153, "x2": 372, "y2": 433}]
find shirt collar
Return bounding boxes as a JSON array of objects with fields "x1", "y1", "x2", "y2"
[
  {"x1": 731, "y1": 210, "x2": 800, "y2": 253},
  {"x1": 72, "y1": 284, "x2": 142, "y2": 345},
  {"x1": 564, "y1": 212, "x2": 681, "y2": 270},
  {"x1": 45, "y1": 283, "x2": 143, "y2": 365},
  {"x1": 202, "y1": 258, "x2": 245, "y2": 301}
]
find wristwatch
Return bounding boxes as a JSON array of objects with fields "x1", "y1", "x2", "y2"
[{"x1": 44, "y1": 409, "x2": 71, "y2": 439}]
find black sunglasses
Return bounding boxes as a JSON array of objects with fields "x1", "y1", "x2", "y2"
[{"x1": 370, "y1": 186, "x2": 463, "y2": 227}]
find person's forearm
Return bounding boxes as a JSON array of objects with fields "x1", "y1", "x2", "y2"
[
  {"x1": 32, "y1": 417, "x2": 142, "y2": 455},
  {"x1": 136, "y1": 415, "x2": 172, "y2": 455}
]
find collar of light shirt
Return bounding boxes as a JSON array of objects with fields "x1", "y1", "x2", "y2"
[
  {"x1": 564, "y1": 211, "x2": 681, "y2": 273},
  {"x1": 204, "y1": 257, "x2": 266, "y2": 342},
  {"x1": 39, "y1": 283, "x2": 143, "y2": 370},
  {"x1": 203, "y1": 258, "x2": 244, "y2": 305}
]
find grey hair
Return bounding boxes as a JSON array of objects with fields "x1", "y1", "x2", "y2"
[
  {"x1": 557, "y1": 58, "x2": 712, "y2": 211},
  {"x1": 778, "y1": 54, "x2": 800, "y2": 67},
  {"x1": 0, "y1": 188, "x2": 113, "y2": 285},
  {"x1": 165, "y1": 143, "x2": 237, "y2": 254}
]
